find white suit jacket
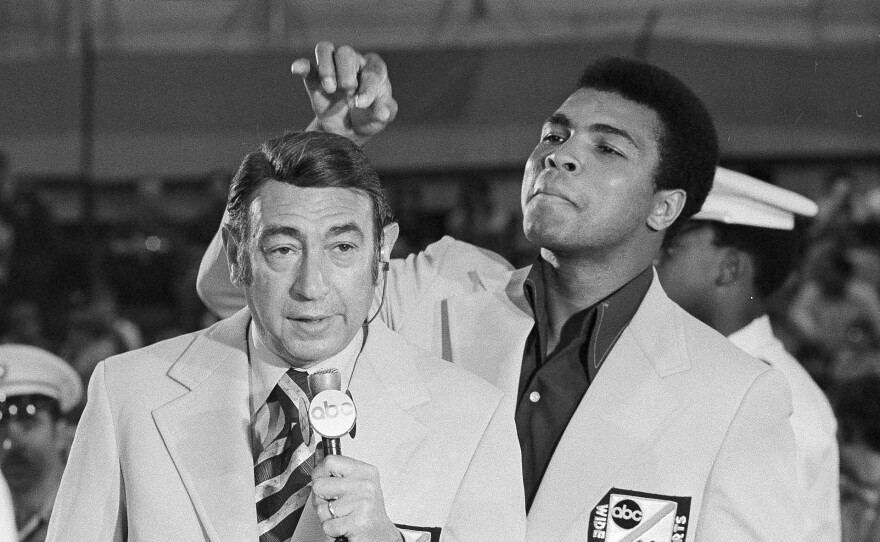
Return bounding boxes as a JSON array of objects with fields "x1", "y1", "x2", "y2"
[
  {"x1": 197, "y1": 233, "x2": 802, "y2": 542},
  {"x1": 46, "y1": 309, "x2": 526, "y2": 542},
  {"x1": 729, "y1": 315, "x2": 840, "y2": 542}
]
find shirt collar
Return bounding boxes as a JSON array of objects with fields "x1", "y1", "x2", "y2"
[
  {"x1": 248, "y1": 320, "x2": 364, "y2": 415},
  {"x1": 727, "y1": 314, "x2": 775, "y2": 358},
  {"x1": 524, "y1": 260, "x2": 653, "y2": 378}
]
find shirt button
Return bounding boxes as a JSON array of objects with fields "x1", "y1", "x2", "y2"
[{"x1": 529, "y1": 391, "x2": 541, "y2": 403}]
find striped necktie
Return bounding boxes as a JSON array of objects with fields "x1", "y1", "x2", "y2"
[{"x1": 254, "y1": 369, "x2": 316, "y2": 541}]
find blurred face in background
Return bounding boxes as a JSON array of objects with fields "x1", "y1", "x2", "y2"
[{"x1": 0, "y1": 396, "x2": 65, "y2": 494}]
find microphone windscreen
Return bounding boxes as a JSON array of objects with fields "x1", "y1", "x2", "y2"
[{"x1": 308, "y1": 368, "x2": 342, "y2": 395}]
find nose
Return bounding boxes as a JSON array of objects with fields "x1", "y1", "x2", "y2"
[
  {"x1": 543, "y1": 150, "x2": 580, "y2": 174},
  {"x1": 292, "y1": 251, "x2": 330, "y2": 300}
]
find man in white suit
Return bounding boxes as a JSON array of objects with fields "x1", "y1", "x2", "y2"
[
  {"x1": 197, "y1": 47, "x2": 801, "y2": 541},
  {"x1": 47, "y1": 131, "x2": 526, "y2": 542},
  {"x1": 657, "y1": 167, "x2": 840, "y2": 541}
]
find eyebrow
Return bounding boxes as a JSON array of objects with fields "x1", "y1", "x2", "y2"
[
  {"x1": 544, "y1": 113, "x2": 640, "y2": 150},
  {"x1": 327, "y1": 223, "x2": 365, "y2": 240},
  {"x1": 545, "y1": 113, "x2": 573, "y2": 130},
  {"x1": 591, "y1": 123, "x2": 640, "y2": 150},
  {"x1": 260, "y1": 223, "x2": 366, "y2": 240}
]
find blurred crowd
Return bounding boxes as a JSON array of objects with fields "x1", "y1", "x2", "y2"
[{"x1": 2, "y1": 146, "x2": 880, "y2": 539}]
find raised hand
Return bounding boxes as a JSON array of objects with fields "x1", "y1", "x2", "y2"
[{"x1": 292, "y1": 41, "x2": 398, "y2": 147}]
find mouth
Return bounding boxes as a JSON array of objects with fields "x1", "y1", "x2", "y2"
[
  {"x1": 288, "y1": 316, "x2": 336, "y2": 332},
  {"x1": 528, "y1": 190, "x2": 574, "y2": 205}
]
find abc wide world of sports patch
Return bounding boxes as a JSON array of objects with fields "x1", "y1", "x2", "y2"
[{"x1": 588, "y1": 488, "x2": 690, "y2": 542}]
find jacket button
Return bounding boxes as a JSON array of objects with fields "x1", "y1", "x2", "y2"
[{"x1": 529, "y1": 391, "x2": 541, "y2": 403}]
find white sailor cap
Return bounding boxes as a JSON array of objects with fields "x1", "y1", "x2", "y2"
[
  {"x1": 0, "y1": 345, "x2": 82, "y2": 413},
  {"x1": 693, "y1": 167, "x2": 818, "y2": 231}
]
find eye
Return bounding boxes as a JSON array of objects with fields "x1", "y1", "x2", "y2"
[
  {"x1": 541, "y1": 132, "x2": 565, "y2": 144},
  {"x1": 334, "y1": 243, "x2": 355, "y2": 253},
  {"x1": 597, "y1": 144, "x2": 623, "y2": 157}
]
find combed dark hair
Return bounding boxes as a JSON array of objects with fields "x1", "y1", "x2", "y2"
[
  {"x1": 701, "y1": 221, "x2": 801, "y2": 298},
  {"x1": 578, "y1": 57, "x2": 719, "y2": 235},
  {"x1": 829, "y1": 375, "x2": 880, "y2": 452},
  {"x1": 227, "y1": 131, "x2": 393, "y2": 285}
]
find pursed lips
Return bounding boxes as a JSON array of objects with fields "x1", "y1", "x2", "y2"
[
  {"x1": 528, "y1": 170, "x2": 576, "y2": 205},
  {"x1": 528, "y1": 188, "x2": 575, "y2": 205}
]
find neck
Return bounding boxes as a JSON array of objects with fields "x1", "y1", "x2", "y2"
[
  {"x1": 12, "y1": 462, "x2": 63, "y2": 529},
  {"x1": 539, "y1": 243, "x2": 653, "y2": 348},
  {"x1": 710, "y1": 289, "x2": 766, "y2": 337}
]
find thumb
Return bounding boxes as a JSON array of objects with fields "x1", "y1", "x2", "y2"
[{"x1": 291, "y1": 58, "x2": 322, "y2": 94}]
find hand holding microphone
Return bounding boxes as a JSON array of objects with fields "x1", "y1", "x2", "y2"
[{"x1": 308, "y1": 370, "x2": 400, "y2": 542}]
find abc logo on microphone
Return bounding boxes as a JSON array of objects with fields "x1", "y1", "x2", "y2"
[{"x1": 308, "y1": 389, "x2": 357, "y2": 439}]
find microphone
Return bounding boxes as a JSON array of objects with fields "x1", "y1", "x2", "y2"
[
  {"x1": 308, "y1": 369, "x2": 357, "y2": 542},
  {"x1": 308, "y1": 369, "x2": 357, "y2": 456}
]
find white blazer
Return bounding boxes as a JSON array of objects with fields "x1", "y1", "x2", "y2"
[
  {"x1": 46, "y1": 310, "x2": 526, "y2": 542},
  {"x1": 378, "y1": 237, "x2": 803, "y2": 542}
]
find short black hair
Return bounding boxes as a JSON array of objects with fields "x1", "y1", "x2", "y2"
[
  {"x1": 578, "y1": 57, "x2": 719, "y2": 235},
  {"x1": 701, "y1": 221, "x2": 802, "y2": 298},
  {"x1": 226, "y1": 131, "x2": 393, "y2": 285}
]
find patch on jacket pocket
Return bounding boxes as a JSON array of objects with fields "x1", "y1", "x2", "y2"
[
  {"x1": 588, "y1": 488, "x2": 691, "y2": 542},
  {"x1": 395, "y1": 523, "x2": 440, "y2": 542}
]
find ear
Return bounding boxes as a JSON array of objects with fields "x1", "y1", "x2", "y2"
[
  {"x1": 221, "y1": 224, "x2": 243, "y2": 285},
  {"x1": 715, "y1": 247, "x2": 745, "y2": 287},
  {"x1": 380, "y1": 222, "x2": 400, "y2": 266},
  {"x1": 647, "y1": 189, "x2": 687, "y2": 232}
]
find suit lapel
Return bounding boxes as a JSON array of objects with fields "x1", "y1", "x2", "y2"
[
  {"x1": 527, "y1": 274, "x2": 694, "y2": 541},
  {"x1": 152, "y1": 309, "x2": 259, "y2": 542},
  {"x1": 345, "y1": 323, "x2": 431, "y2": 501}
]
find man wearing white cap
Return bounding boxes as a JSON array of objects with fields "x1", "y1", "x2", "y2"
[
  {"x1": 0, "y1": 344, "x2": 82, "y2": 542},
  {"x1": 657, "y1": 167, "x2": 840, "y2": 541}
]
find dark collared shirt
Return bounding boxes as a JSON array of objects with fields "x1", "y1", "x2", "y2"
[{"x1": 516, "y1": 261, "x2": 653, "y2": 510}]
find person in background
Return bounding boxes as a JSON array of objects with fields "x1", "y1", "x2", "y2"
[
  {"x1": 48, "y1": 131, "x2": 525, "y2": 542},
  {"x1": 197, "y1": 45, "x2": 802, "y2": 540},
  {"x1": 656, "y1": 167, "x2": 840, "y2": 541},
  {"x1": 0, "y1": 344, "x2": 82, "y2": 542},
  {"x1": 788, "y1": 242, "x2": 880, "y2": 372},
  {"x1": 829, "y1": 375, "x2": 880, "y2": 542}
]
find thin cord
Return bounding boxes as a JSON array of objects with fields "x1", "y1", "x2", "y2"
[{"x1": 366, "y1": 262, "x2": 389, "y2": 325}]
